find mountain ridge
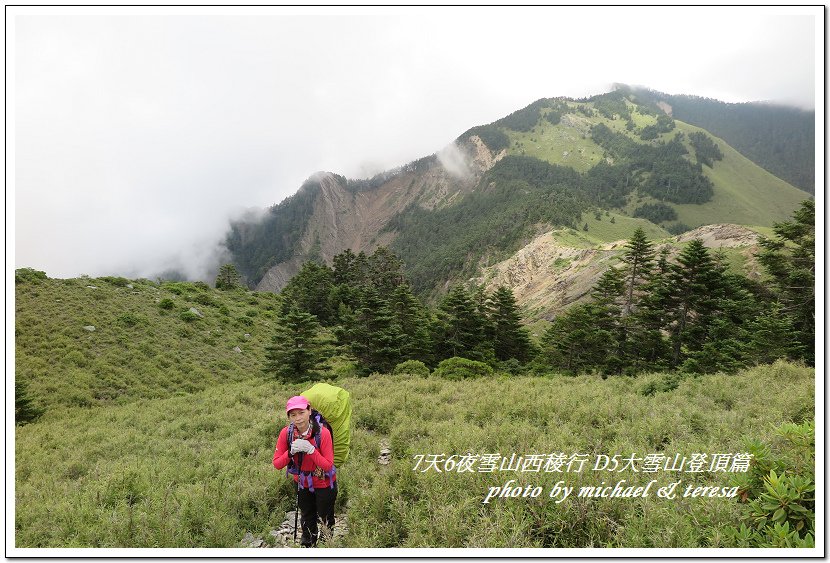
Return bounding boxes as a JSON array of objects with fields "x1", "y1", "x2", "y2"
[{"x1": 226, "y1": 87, "x2": 812, "y2": 304}]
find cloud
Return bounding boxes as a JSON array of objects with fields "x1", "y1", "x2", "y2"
[
  {"x1": 11, "y1": 8, "x2": 819, "y2": 280},
  {"x1": 437, "y1": 143, "x2": 473, "y2": 181}
]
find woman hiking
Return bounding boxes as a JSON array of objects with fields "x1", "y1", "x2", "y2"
[{"x1": 273, "y1": 395, "x2": 337, "y2": 547}]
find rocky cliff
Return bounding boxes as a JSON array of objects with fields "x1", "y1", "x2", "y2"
[
  {"x1": 476, "y1": 224, "x2": 763, "y2": 322},
  {"x1": 255, "y1": 136, "x2": 505, "y2": 292}
]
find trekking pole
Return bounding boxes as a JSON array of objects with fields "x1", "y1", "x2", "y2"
[{"x1": 293, "y1": 452, "x2": 304, "y2": 544}]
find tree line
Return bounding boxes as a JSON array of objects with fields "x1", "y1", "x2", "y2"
[
  {"x1": 262, "y1": 200, "x2": 813, "y2": 381},
  {"x1": 263, "y1": 247, "x2": 533, "y2": 380},
  {"x1": 541, "y1": 200, "x2": 815, "y2": 375},
  {"x1": 591, "y1": 124, "x2": 715, "y2": 205}
]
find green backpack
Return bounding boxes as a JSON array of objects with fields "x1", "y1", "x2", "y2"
[{"x1": 301, "y1": 383, "x2": 352, "y2": 467}]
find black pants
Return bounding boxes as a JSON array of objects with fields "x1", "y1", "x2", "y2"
[{"x1": 297, "y1": 485, "x2": 336, "y2": 547}]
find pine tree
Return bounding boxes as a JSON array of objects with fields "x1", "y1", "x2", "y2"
[
  {"x1": 263, "y1": 307, "x2": 326, "y2": 382},
  {"x1": 333, "y1": 249, "x2": 359, "y2": 285},
  {"x1": 367, "y1": 246, "x2": 405, "y2": 299},
  {"x1": 745, "y1": 302, "x2": 806, "y2": 364},
  {"x1": 541, "y1": 303, "x2": 615, "y2": 374},
  {"x1": 433, "y1": 285, "x2": 489, "y2": 362},
  {"x1": 489, "y1": 286, "x2": 533, "y2": 363},
  {"x1": 389, "y1": 283, "x2": 432, "y2": 364},
  {"x1": 15, "y1": 381, "x2": 44, "y2": 425},
  {"x1": 345, "y1": 286, "x2": 403, "y2": 373},
  {"x1": 620, "y1": 227, "x2": 655, "y2": 316},
  {"x1": 757, "y1": 200, "x2": 815, "y2": 363},
  {"x1": 470, "y1": 284, "x2": 496, "y2": 346},
  {"x1": 280, "y1": 261, "x2": 334, "y2": 324},
  {"x1": 665, "y1": 239, "x2": 722, "y2": 368},
  {"x1": 592, "y1": 267, "x2": 625, "y2": 306},
  {"x1": 590, "y1": 267, "x2": 627, "y2": 373},
  {"x1": 626, "y1": 246, "x2": 673, "y2": 372},
  {"x1": 215, "y1": 264, "x2": 243, "y2": 290}
]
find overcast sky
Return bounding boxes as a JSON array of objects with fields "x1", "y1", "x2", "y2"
[{"x1": 10, "y1": 6, "x2": 821, "y2": 280}]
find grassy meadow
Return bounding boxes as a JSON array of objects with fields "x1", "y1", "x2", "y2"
[
  {"x1": 14, "y1": 274, "x2": 815, "y2": 549},
  {"x1": 504, "y1": 99, "x2": 806, "y2": 231},
  {"x1": 550, "y1": 212, "x2": 670, "y2": 248}
]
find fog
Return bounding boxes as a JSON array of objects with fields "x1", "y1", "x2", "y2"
[{"x1": 11, "y1": 6, "x2": 820, "y2": 280}]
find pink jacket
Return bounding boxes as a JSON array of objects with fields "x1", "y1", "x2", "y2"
[{"x1": 273, "y1": 425, "x2": 336, "y2": 489}]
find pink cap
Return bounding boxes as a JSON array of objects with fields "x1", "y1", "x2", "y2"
[{"x1": 286, "y1": 395, "x2": 310, "y2": 413}]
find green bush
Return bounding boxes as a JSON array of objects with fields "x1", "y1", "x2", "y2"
[
  {"x1": 180, "y1": 310, "x2": 200, "y2": 323},
  {"x1": 724, "y1": 420, "x2": 815, "y2": 547},
  {"x1": 117, "y1": 312, "x2": 147, "y2": 327},
  {"x1": 496, "y1": 358, "x2": 526, "y2": 376},
  {"x1": 167, "y1": 285, "x2": 185, "y2": 296},
  {"x1": 100, "y1": 276, "x2": 131, "y2": 287},
  {"x1": 15, "y1": 268, "x2": 48, "y2": 284},
  {"x1": 158, "y1": 298, "x2": 175, "y2": 310},
  {"x1": 432, "y1": 357, "x2": 493, "y2": 380},
  {"x1": 639, "y1": 373, "x2": 682, "y2": 396},
  {"x1": 392, "y1": 360, "x2": 430, "y2": 377}
]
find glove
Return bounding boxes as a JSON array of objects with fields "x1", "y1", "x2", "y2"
[{"x1": 291, "y1": 439, "x2": 315, "y2": 455}]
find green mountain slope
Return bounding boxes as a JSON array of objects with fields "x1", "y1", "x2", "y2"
[
  {"x1": 669, "y1": 122, "x2": 808, "y2": 227},
  {"x1": 625, "y1": 87, "x2": 815, "y2": 193},
  {"x1": 498, "y1": 94, "x2": 807, "y2": 228},
  {"x1": 15, "y1": 273, "x2": 280, "y2": 413},
  {"x1": 226, "y1": 88, "x2": 811, "y2": 299}
]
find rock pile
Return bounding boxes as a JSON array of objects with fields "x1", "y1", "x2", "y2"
[
  {"x1": 378, "y1": 440, "x2": 392, "y2": 465},
  {"x1": 240, "y1": 511, "x2": 348, "y2": 548}
]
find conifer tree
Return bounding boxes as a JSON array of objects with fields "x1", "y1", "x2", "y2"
[
  {"x1": 215, "y1": 264, "x2": 243, "y2": 290},
  {"x1": 745, "y1": 302, "x2": 806, "y2": 364},
  {"x1": 626, "y1": 247, "x2": 673, "y2": 372},
  {"x1": 433, "y1": 285, "x2": 489, "y2": 362},
  {"x1": 280, "y1": 261, "x2": 334, "y2": 324},
  {"x1": 620, "y1": 227, "x2": 654, "y2": 316},
  {"x1": 590, "y1": 267, "x2": 627, "y2": 373},
  {"x1": 665, "y1": 239, "x2": 722, "y2": 368},
  {"x1": 390, "y1": 283, "x2": 432, "y2": 364},
  {"x1": 330, "y1": 249, "x2": 362, "y2": 322},
  {"x1": 541, "y1": 303, "x2": 615, "y2": 374},
  {"x1": 346, "y1": 286, "x2": 403, "y2": 373},
  {"x1": 15, "y1": 381, "x2": 44, "y2": 425},
  {"x1": 471, "y1": 284, "x2": 496, "y2": 345},
  {"x1": 757, "y1": 200, "x2": 815, "y2": 363},
  {"x1": 367, "y1": 246, "x2": 405, "y2": 299},
  {"x1": 332, "y1": 249, "x2": 358, "y2": 285},
  {"x1": 489, "y1": 286, "x2": 533, "y2": 363},
  {"x1": 264, "y1": 307, "x2": 326, "y2": 382}
]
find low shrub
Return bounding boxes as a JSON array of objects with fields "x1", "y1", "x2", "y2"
[
  {"x1": 117, "y1": 312, "x2": 147, "y2": 327},
  {"x1": 15, "y1": 268, "x2": 48, "y2": 284},
  {"x1": 723, "y1": 419, "x2": 815, "y2": 547},
  {"x1": 180, "y1": 310, "x2": 200, "y2": 323},
  {"x1": 432, "y1": 357, "x2": 493, "y2": 380},
  {"x1": 392, "y1": 360, "x2": 430, "y2": 377},
  {"x1": 99, "y1": 276, "x2": 131, "y2": 287}
]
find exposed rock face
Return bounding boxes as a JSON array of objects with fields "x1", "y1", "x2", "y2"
[
  {"x1": 476, "y1": 224, "x2": 763, "y2": 322},
  {"x1": 675, "y1": 223, "x2": 760, "y2": 248},
  {"x1": 255, "y1": 138, "x2": 501, "y2": 292}
]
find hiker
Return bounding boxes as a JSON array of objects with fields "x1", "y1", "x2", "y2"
[{"x1": 273, "y1": 395, "x2": 337, "y2": 548}]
